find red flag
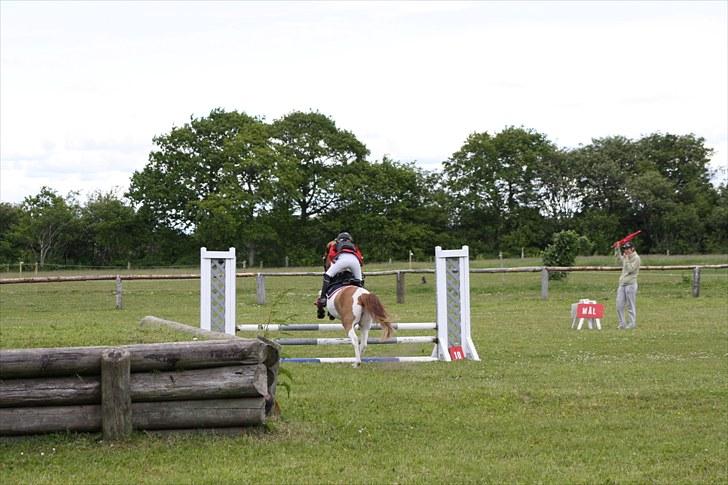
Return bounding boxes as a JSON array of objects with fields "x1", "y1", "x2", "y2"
[{"x1": 612, "y1": 230, "x2": 642, "y2": 248}]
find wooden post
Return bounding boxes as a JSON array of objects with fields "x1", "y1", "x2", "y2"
[
  {"x1": 101, "y1": 348, "x2": 132, "y2": 440},
  {"x1": 540, "y1": 268, "x2": 549, "y2": 300},
  {"x1": 115, "y1": 275, "x2": 122, "y2": 309},
  {"x1": 692, "y1": 267, "x2": 701, "y2": 298},
  {"x1": 256, "y1": 273, "x2": 266, "y2": 305},
  {"x1": 396, "y1": 271, "x2": 405, "y2": 304}
]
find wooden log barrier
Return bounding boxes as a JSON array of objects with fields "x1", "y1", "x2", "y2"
[
  {"x1": 0, "y1": 398, "x2": 266, "y2": 435},
  {"x1": 0, "y1": 364, "x2": 269, "y2": 407},
  {"x1": 0, "y1": 339, "x2": 270, "y2": 378},
  {"x1": 101, "y1": 348, "x2": 131, "y2": 440},
  {"x1": 0, "y1": 338, "x2": 279, "y2": 437}
]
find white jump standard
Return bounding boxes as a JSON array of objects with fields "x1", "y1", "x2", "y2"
[
  {"x1": 235, "y1": 245, "x2": 480, "y2": 364},
  {"x1": 200, "y1": 247, "x2": 236, "y2": 336}
]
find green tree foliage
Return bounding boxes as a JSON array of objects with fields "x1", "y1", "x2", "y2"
[
  {"x1": 128, "y1": 109, "x2": 273, "y2": 231},
  {"x1": 270, "y1": 111, "x2": 369, "y2": 223},
  {"x1": 542, "y1": 230, "x2": 580, "y2": 280},
  {"x1": 79, "y1": 191, "x2": 143, "y2": 265},
  {"x1": 0, "y1": 202, "x2": 23, "y2": 263},
  {"x1": 328, "y1": 157, "x2": 448, "y2": 262},
  {"x1": 2, "y1": 113, "x2": 724, "y2": 268},
  {"x1": 127, "y1": 109, "x2": 277, "y2": 265},
  {"x1": 443, "y1": 126, "x2": 557, "y2": 255},
  {"x1": 571, "y1": 133, "x2": 720, "y2": 253},
  {"x1": 704, "y1": 184, "x2": 728, "y2": 252},
  {"x1": 12, "y1": 187, "x2": 79, "y2": 267}
]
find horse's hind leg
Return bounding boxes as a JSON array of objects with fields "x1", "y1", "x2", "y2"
[
  {"x1": 343, "y1": 319, "x2": 361, "y2": 367},
  {"x1": 359, "y1": 317, "x2": 371, "y2": 359}
]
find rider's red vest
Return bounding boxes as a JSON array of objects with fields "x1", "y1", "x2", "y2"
[{"x1": 327, "y1": 240, "x2": 363, "y2": 265}]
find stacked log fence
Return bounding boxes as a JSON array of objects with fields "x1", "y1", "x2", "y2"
[{"x1": 0, "y1": 338, "x2": 280, "y2": 439}]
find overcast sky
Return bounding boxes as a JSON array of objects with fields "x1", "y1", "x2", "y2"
[{"x1": 1, "y1": 1, "x2": 726, "y2": 204}]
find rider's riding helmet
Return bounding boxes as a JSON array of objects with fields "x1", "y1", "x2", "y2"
[
  {"x1": 337, "y1": 232, "x2": 352, "y2": 242},
  {"x1": 621, "y1": 241, "x2": 634, "y2": 253}
]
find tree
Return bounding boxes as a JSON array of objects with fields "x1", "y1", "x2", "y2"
[
  {"x1": 0, "y1": 202, "x2": 23, "y2": 263},
  {"x1": 13, "y1": 187, "x2": 79, "y2": 267},
  {"x1": 443, "y1": 126, "x2": 555, "y2": 254},
  {"x1": 128, "y1": 109, "x2": 273, "y2": 230},
  {"x1": 704, "y1": 183, "x2": 728, "y2": 252},
  {"x1": 80, "y1": 191, "x2": 142, "y2": 265},
  {"x1": 269, "y1": 111, "x2": 369, "y2": 223},
  {"x1": 329, "y1": 157, "x2": 449, "y2": 261},
  {"x1": 127, "y1": 109, "x2": 277, "y2": 265}
]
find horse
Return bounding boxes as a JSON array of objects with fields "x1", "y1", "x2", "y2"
[{"x1": 325, "y1": 285, "x2": 394, "y2": 367}]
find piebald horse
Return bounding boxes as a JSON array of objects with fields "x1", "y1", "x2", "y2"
[{"x1": 326, "y1": 285, "x2": 394, "y2": 367}]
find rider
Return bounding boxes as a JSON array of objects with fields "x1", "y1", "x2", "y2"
[{"x1": 316, "y1": 232, "x2": 364, "y2": 318}]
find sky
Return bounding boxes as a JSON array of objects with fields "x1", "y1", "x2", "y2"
[{"x1": 1, "y1": 0, "x2": 726, "y2": 204}]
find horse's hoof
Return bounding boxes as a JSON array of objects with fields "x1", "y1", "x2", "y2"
[{"x1": 352, "y1": 362, "x2": 361, "y2": 368}]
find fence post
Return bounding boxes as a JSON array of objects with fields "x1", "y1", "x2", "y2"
[
  {"x1": 115, "y1": 275, "x2": 123, "y2": 309},
  {"x1": 396, "y1": 271, "x2": 405, "y2": 304},
  {"x1": 540, "y1": 268, "x2": 549, "y2": 300},
  {"x1": 692, "y1": 266, "x2": 701, "y2": 298},
  {"x1": 256, "y1": 273, "x2": 266, "y2": 305},
  {"x1": 101, "y1": 348, "x2": 132, "y2": 441}
]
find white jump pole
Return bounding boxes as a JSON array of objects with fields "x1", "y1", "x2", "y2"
[{"x1": 200, "y1": 247, "x2": 236, "y2": 336}]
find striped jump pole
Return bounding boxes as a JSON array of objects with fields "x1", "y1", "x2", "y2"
[
  {"x1": 237, "y1": 322, "x2": 437, "y2": 332},
  {"x1": 276, "y1": 336, "x2": 437, "y2": 346},
  {"x1": 282, "y1": 356, "x2": 438, "y2": 364}
]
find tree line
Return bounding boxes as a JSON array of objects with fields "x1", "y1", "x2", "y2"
[{"x1": 1, "y1": 109, "x2": 726, "y2": 269}]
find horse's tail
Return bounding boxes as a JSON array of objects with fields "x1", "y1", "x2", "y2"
[{"x1": 358, "y1": 292, "x2": 394, "y2": 339}]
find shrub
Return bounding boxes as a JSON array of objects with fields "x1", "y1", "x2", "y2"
[{"x1": 543, "y1": 230, "x2": 580, "y2": 280}]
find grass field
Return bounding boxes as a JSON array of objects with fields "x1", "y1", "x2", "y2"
[{"x1": 1, "y1": 255, "x2": 727, "y2": 484}]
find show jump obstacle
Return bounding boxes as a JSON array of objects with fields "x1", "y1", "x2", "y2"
[{"x1": 230, "y1": 246, "x2": 479, "y2": 364}]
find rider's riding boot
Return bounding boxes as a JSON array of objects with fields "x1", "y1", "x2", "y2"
[{"x1": 317, "y1": 274, "x2": 331, "y2": 319}]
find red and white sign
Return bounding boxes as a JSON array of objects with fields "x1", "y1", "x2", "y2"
[
  {"x1": 576, "y1": 303, "x2": 604, "y2": 318},
  {"x1": 448, "y1": 346, "x2": 465, "y2": 360}
]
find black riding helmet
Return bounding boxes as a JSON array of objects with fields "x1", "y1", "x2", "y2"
[
  {"x1": 337, "y1": 232, "x2": 352, "y2": 242},
  {"x1": 621, "y1": 241, "x2": 634, "y2": 253}
]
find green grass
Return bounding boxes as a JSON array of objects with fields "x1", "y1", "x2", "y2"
[{"x1": 1, "y1": 256, "x2": 727, "y2": 484}]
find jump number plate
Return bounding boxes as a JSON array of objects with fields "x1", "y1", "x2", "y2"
[{"x1": 449, "y1": 346, "x2": 465, "y2": 360}]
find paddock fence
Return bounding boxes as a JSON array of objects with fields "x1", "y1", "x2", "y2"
[{"x1": 1, "y1": 265, "x2": 726, "y2": 307}]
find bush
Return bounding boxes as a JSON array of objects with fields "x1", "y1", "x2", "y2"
[
  {"x1": 542, "y1": 230, "x2": 580, "y2": 280},
  {"x1": 577, "y1": 235, "x2": 595, "y2": 256}
]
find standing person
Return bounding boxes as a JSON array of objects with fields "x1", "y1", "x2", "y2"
[
  {"x1": 616, "y1": 241, "x2": 640, "y2": 329},
  {"x1": 316, "y1": 232, "x2": 364, "y2": 318}
]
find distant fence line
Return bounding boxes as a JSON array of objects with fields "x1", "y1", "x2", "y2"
[{"x1": 1, "y1": 265, "x2": 726, "y2": 306}]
